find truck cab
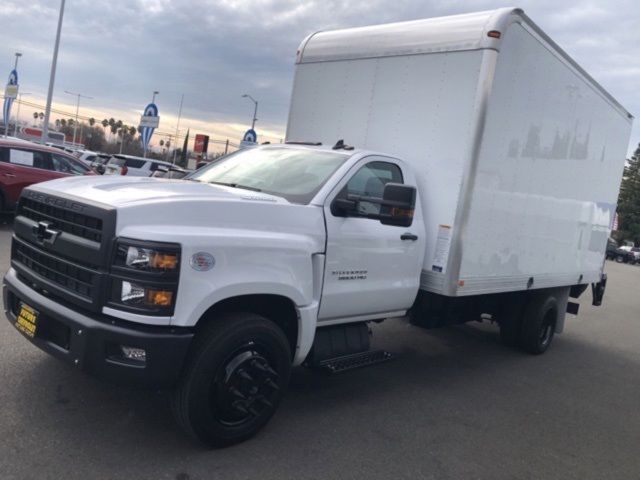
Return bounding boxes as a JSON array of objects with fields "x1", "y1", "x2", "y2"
[{"x1": 4, "y1": 143, "x2": 423, "y2": 445}]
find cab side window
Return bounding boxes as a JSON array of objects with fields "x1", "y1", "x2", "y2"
[{"x1": 339, "y1": 161, "x2": 403, "y2": 216}]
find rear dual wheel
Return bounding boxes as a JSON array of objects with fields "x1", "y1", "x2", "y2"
[
  {"x1": 499, "y1": 292, "x2": 559, "y2": 355},
  {"x1": 172, "y1": 312, "x2": 291, "y2": 447}
]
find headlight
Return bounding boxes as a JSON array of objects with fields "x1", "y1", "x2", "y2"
[
  {"x1": 109, "y1": 239, "x2": 181, "y2": 315},
  {"x1": 116, "y1": 242, "x2": 180, "y2": 272},
  {"x1": 121, "y1": 280, "x2": 174, "y2": 307}
]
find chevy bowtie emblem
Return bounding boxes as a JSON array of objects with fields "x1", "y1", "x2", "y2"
[{"x1": 32, "y1": 221, "x2": 60, "y2": 246}]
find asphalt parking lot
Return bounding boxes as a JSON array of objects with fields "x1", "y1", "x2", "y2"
[{"x1": 0, "y1": 216, "x2": 639, "y2": 480}]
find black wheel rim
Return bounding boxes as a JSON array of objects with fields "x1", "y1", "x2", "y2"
[
  {"x1": 539, "y1": 312, "x2": 554, "y2": 348},
  {"x1": 209, "y1": 342, "x2": 280, "y2": 426}
]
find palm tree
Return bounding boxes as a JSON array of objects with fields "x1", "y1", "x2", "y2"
[
  {"x1": 101, "y1": 119, "x2": 109, "y2": 128},
  {"x1": 55, "y1": 119, "x2": 61, "y2": 128},
  {"x1": 89, "y1": 117, "x2": 95, "y2": 127},
  {"x1": 129, "y1": 126, "x2": 136, "y2": 136},
  {"x1": 60, "y1": 118, "x2": 67, "y2": 127},
  {"x1": 33, "y1": 112, "x2": 38, "y2": 120},
  {"x1": 108, "y1": 118, "x2": 115, "y2": 127}
]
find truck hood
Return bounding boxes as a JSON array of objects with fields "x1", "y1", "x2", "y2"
[
  {"x1": 26, "y1": 175, "x2": 326, "y2": 257},
  {"x1": 29, "y1": 175, "x2": 288, "y2": 208}
]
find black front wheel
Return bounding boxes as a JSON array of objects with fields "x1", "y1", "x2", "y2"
[{"x1": 172, "y1": 312, "x2": 291, "y2": 447}]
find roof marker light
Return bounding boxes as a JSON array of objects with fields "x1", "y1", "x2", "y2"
[{"x1": 487, "y1": 30, "x2": 501, "y2": 39}]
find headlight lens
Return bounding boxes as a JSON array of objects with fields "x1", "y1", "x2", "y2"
[
  {"x1": 121, "y1": 281, "x2": 174, "y2": 307},
  {"x1": 118, "y1": 244, "x2": 179, "y2": 271},
  {"x1": 110, "y1": 239, "x2": 181, "y2": 315}
]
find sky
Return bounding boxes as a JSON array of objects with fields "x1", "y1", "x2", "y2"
[{"x1": 0, "y1": 0, "x2": 638, "y2": 155}]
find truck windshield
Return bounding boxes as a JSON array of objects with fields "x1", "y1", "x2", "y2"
[{"x1": 187, "y1": 147, "x2": 348, "y2": 204}]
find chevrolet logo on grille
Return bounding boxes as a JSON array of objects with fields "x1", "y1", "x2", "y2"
[{"x1": 32, "y1": 221, "x2": 60, "y2": 246}]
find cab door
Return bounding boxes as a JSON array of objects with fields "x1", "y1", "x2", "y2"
[{"x1": 318, "y1": 156, "x2": 426, "y2": 322}]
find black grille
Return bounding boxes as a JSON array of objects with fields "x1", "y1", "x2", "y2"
[
  {"x1": 14, "y1": 241, "x2": 96, "y2": 299},
  {"x1": 18, "y1": 197, "x2": 103, "y2": 242}
]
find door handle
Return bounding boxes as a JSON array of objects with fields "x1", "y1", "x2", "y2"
[
  {"x1": 3, "y1": 173, "x2": 16, "y2": 178},
  {"x1": 401, "y1": 233, "x2": 418, "y2": 241}
]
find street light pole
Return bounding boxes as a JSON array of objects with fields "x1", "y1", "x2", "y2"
[
  {"x1": 42, "y1": 0, "x2": 66, "y2": 143},
  {"x1": 64, "y1": 90, "x2": 93, "y2": 146},
  {"x1": 172, "y1": 93, "x2": 184, "y2": 165},
  {"x1": 13, "y1": 52, "x2": 21, "y2": 71},
  {"x1": 241, "y1": 94, "x2": 258, "y2": 130},
  {"x1": 13, "y1": 92, "x2": 31, "y2": 136}
]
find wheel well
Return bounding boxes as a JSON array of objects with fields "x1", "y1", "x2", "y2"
[{"x1": 198, "y1": 294, "x2": 299, "y2": 357}]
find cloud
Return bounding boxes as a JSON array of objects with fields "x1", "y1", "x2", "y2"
[{"x1": 0, "y1": 0, "x2": 638, "y2": 154}]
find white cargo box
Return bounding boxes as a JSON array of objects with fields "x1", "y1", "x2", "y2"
[{"x1": 286, "y1": 7, "x2": 633, "y2": 297}]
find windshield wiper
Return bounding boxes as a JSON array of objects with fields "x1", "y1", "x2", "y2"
[{"x1": 208, "y1": 181, "x2": 262, "y2": 192}]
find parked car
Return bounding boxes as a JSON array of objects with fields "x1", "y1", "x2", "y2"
[
  {"x1": 0, "y1": 139, "x2": 94, "y2": 211},
  {"x1": 150, "y1": 165, "x2": 190, "y2": 179},
  {"x1": 89, "y1": 153, "x2": 111, "y2": 174},
  {"x1": 104, "y1": 154, "x2": 173, "y2": 177},
  {"x1": 75, "y1": 149, "x2": 100, "y2": 166},
  {"x1": 605, "y1": 239, "x2": 635, "y2": 263}
]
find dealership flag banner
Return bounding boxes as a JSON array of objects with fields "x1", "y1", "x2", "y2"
[
  {"x1": 139, "y1": 103, "x2": 159, "y2": 155},
  {"x1": 3, "y1": 69, "x2": 18, "y2": 135}
]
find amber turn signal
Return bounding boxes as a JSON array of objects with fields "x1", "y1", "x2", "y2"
[
  {"x1": 145, "y1": 289, "x2": 174, "y2": 306},
  {"x1": 150, "y1": 252, "x2": 179, "y2": 270}
]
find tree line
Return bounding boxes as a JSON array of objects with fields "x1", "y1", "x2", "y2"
[
  {"x1": 30, "y1": 112, "x2": 179, "y2": 160},
  {"x1": 616, "y1": 143, "x2": 640, "y2": 246}
]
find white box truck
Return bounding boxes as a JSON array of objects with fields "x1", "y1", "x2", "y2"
[{"x1": 3, "y1": 8, "x2": 632, "y2": 446}]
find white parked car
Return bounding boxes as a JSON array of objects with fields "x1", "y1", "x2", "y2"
[
  {"x1": 75, "y1": 150, "x2": 100, "y2": 166},
  {"x1": 104, "y1": 154, "x2": 173, "y2": 176},
  {"x1": 74, "y1": 150, "x2": 98, "y2": 167}
]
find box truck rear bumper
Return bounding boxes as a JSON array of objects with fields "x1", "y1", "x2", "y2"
[{"x1": 3, "y1": 268, "x2": 193, "y2": 389}]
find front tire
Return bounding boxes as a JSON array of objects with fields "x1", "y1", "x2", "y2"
[{"x1": 172, "y1": 312, "x2": 292, "y2": 447}]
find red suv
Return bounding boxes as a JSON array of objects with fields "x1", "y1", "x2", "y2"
[{"x1": 0, "y1": 140, "x2": 94, "y2": 211}]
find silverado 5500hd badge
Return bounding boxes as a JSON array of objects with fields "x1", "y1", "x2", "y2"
[{"x1": 332, "y1": 270, "x2": 367, "y2": 280}]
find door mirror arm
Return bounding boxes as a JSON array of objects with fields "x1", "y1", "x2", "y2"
[{"x1": 330, "y1": 197, "x2": 358, "y2": 216}]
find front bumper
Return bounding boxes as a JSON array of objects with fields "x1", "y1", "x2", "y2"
[{"x1": 3, "y1": 268, "x2": 193, "y2": 388}]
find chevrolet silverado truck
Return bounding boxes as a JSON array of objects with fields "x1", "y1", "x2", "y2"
[{"x1": 3, "y1": 8, "x2": 632, "y2": 446}]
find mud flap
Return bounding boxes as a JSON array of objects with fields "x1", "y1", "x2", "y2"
[{"x1": 591, "y1": 274, "x2": 607, "y2": 307}]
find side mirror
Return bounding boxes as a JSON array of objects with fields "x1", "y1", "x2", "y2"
[{"x1": 380, "y1": 183, "x2": 416, "y2": 227}]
